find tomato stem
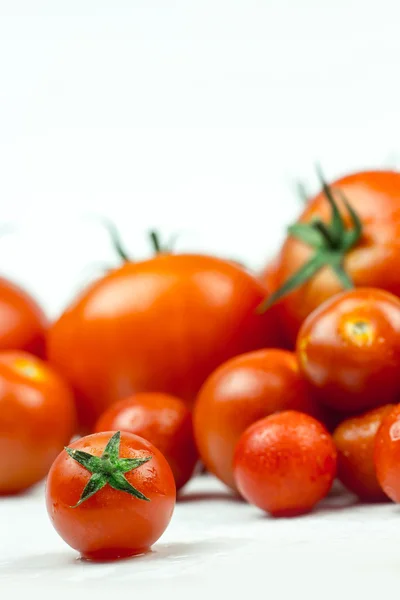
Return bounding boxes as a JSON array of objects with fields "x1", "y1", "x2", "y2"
[
  {"x1": 258, "y1": 167, "x2": 363, "y2": 312},
  {"x1": 65, "y1": 432, "x2": 152, "y2": 507}
]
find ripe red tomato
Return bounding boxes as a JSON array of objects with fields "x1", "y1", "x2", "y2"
[
  {"x1": 374, "y1": 404, "x2": 400, "y2": 503},
  {"x1": 0, "y1": 278, "x2": 47, "y2": 357},
  {"x1": 261, "y1": 170, "x2": 400, "y2": 345},
  {"x1": 333, "y1": 405, "x2": 393, "y2": 501},
  {"x1": 193, "y1": 349, "x2": 324, "y2": 490},
  {"x1": 233, "y1": 411, "x2": 337, "y2": 516},
  {"x1": 46, "y1": 431, "x2": 176, "y2": 560},
  {"x1": 297, "y1": 288, "x2": 400, "y2": 412},
  {"x1": 48, "y1": 254, "x2": 281, "y2": 430},
  {"x1": 95, "y1": 393, "x2": 198, "y2": 491},
  {"x1": 0, "y1": 351, "x2": 76, "y2": 494}
]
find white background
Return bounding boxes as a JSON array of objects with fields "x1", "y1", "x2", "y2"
[
  {"x1": 1, "y1": 2, "x2": 400, "y2": 596},
  {"x1": 1, "y1": 0, "x2": 400, "y2": 317}
]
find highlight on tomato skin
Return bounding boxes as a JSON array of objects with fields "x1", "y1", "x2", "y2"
[
  {"x1": 94, "y1": 392, "x2": 198, "y2": 492},
  {"x1": 333, "y1": 405, "x2": 393, "y2": 502},
  {"x1": 260, "y1": 170, "x2": 400, "y2": 346},
  {"x1": 233, "y1": 411, "x2": 337, "y2": 517},
  {"x1": 0, "y1": 350, "x2": 76, "y2": 495},
  {"x1": 46, "y1": 431, "x2": 176, "y2": 561},
  {"x1": 296, "y1": 287, "x2": 400, "y2": 414},
  {"x1": 47, "y1": 253, "x2": 283, "y2": 431},
  {"x1": 374, "y1": 404, "x2": 400, "y2": 504}
]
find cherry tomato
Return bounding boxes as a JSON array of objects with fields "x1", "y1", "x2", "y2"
[
  {"x1": 374, "y1": 404, "x2": 400, "y2": 503},
  {"x1": 333, "y1": 405, "x2": 393, "y2": 501},
  {"x1": 233, "y1": 411, "x2": 337, "y2": 516},
  {"x1": 0, "y1": 278, "x2": 47, "y2": 357},
  {"x1": 46, "y1": 431, "x2": 176, "y2": 560},
  {"x1": 95, "y1": 393, "x2": 198, "y2": 491},
  {"x1": 193, "y1": 349, "x2": 325, "y2": 490},
  {"x1": 297, "y1": 288, "x2": 400, "y2": 412},
  {"x1": 0, "y1": 351, "x2": 76, "y2": 494},
  {"x1": 262, "y1": 170, "x2": 400, "y2": 345},
  {"x1": 48, "y1": 254, "x2": 281, "y2": 430}
]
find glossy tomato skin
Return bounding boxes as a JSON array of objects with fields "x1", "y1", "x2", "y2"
[
  {"x1": 233, "y1": 411, "x2": 337, "y2": 516},
  {"x1": 271, "y1": 171, "x2": 400, "y2": 344},
  {"x1": 46, "y1": 432, "x2": 176, "y2": 560},
  {"x1": 193, "y1": 349, "x2": 325, "y2": 490},
  {"x1": 297, "y1": 288, "x2": 400, "y2": 413},
  {"x1": 48, "y1": 255, "x2": 282, "y2": 430},
  {"x1": 0, "y1": 351, "x2": 76, "y2": 494},
  {"x1": 374, "y1": 404, "x2": 400, "y2": 503},
  {"x1": 333, "y1": 405, "x2": 393, "y2": 501},
  {"x1": 0, "y1": 278, "x2": 47, "y2": 358},
  {"x1": 95, "y1": 393, "x2": 198, "y2": 491}
]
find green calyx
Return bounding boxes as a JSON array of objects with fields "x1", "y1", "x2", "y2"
[
  {"x1": 65, "y1": 431, "x2": 152, "y2": 507},
  {"x1": 259, "y1": 167, "x2": 363, "y2": 311}
]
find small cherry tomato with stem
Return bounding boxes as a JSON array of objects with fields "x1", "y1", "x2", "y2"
[
  {"x1": 333, "y1": 405, "x2": 393, "y2": 502},
  {"x1": 297, "y1": 288, "x2": 400, "y2": 413},
  {"x1": 233, "y1": 411, "x2": 337, "y2": 516},
  {"x1": 46, "y1": 431, "x2": 176, "y2": 560},
  {"x1": 95, "y1": 393, "x2": 198, "y2": 491},
  {"x1": 0, "y1": 351, "x2": 76, "y2": 494},
  {"x1": 193, "y1": 349, "x2": 325, "y2": 491}
]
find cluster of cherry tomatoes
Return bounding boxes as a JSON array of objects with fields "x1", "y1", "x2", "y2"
[{"x1": 2, "y1": 168, "x2": 400, "y2": 561}]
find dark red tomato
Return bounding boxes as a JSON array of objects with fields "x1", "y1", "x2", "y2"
[
  {"x1": 0, "y1": 278, "x2": 47, "y2": 357},
  {"x1": 46, "y1": 431, "x2": 176, "y2": 560},
  {"x1": 0, "y1": 351, "x2": 76, "y2": 494},
  {"x1": 297, "y1": 288, "x2": 400, "y2": 413},
  {"x1": 95, "y1": 393, "x2": 198, "y2": 491},
  {"x1": 375, "y1": 404, "x2": 400, "y2": 502},
  {"x1": 262, "y1": 171, "x2": 400, "y2": 345},
  {"x1": 47, "y1": 255, "x2": 282, "y2": 430},
  {"x1": 193, "y1": 349, "x2": 325, "y2": 490},
  {"x1": 233, "y1": 411, "x2": 337, "y2": 516},
  {"x1": 333, "y1": 405, "x2": 393, "y2": 501}
]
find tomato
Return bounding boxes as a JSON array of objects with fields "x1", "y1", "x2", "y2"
[
  {"x1": 261, "y1": 170, "x2": 400, "y2": 345},
  {"x1": 48, "y1": 254, "x2": 281, "y2": 430},
  {"x1": 333, "y1": 405, "x2": 393, "y2": 501},
  {"x1": 297, "y1": 288, "x2": 400, "y2": 412},
  {"x1": 0, "y1": 351, "x2": 76, "y2": 494},
  {"x1": 233, "y1": 411, "x2": 337, "y2": 516},
  {"x1": 95, "y1": 393, "x2": 198, "y2": 491},
  {"x1": 0, "y1": 278, "x2": 47, "y2": 357},
  {"x1": 46, "y1": 431, "x2": 176, "y2": 560},
  {"x1": 374, "y1": 404, "x2": 400, "y2": 503},
  {"x1": 193, "y1": 349, "x2": 325, "y2": 490}
]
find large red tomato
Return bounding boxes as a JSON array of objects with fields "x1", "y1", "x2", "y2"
[
  {"x1": 0, "y1": 278, "x2": 46, "y2": 357},
  {"x1": 260, "y1": 170, "x2": 400, "y2": 345},
  {"x1": 48, "y1": 254, "x2": 281, "y2": 430}
]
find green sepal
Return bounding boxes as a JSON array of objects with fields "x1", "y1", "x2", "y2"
[
  {"x1": 72, "y1": 473, "x2": 107, "y2": 508},
  {"x1": 65, "y1": 431, "x2": 152, "y2": 508},
  {"x1": 287, "y1": 223, "x2": 326, "y2": 248},
  {"x1": 108, "y1": 472, "x2": 150, "y2": 501},
  {"x1": 64, "y1": 448, "x2": 102, "y2": 472}
]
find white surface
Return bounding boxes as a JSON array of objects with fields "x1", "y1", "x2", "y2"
[
  {"x1": 1, "y1": 474, "x2": 400, "y2": 598},
  {"x1": 1, "y1": 1, "x2": 400, "y2": 316},
  {"x1": 1, "y1": 3, "x2": 400, "y2": 597}
]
